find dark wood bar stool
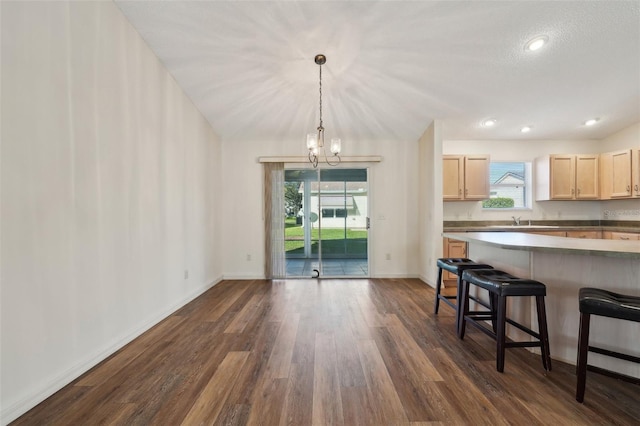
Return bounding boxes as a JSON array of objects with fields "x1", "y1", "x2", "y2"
[
  {"x1": 434, "y1": 258, "x2": 493, "y2": 332},
  {"x1": 576, "y1": 287, "x2": 640, "y2": 403},
  {"x1": 459, "y1": 268, "x2": 552, "y2": 373}
]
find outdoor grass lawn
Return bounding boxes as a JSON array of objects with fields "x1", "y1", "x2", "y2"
[{"x1": 285, "y1": 217, "x2": 367, "y2": 255}]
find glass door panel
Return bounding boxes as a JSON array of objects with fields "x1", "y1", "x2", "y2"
[
  {"x1": 319, "y1": 169, "x2": 368, "y2": 277},
  {"x1": 284, "y1": 168, "x2": 368, "y2": 278}
]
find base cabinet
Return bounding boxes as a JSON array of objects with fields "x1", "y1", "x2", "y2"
[
  {"x1": 566, "y1": 230, "x2": 602, "y2": 239},
  {"x1": 602, "y1": 231, "x2": 640, "y2": 241},
  {"x1": 442, "y1": 238, "x2": 467, "y2": 286}
]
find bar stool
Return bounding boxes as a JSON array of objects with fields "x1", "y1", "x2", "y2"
[
  {"x1": 459, "y1": 269, "x2": 551, "y2": 373},
  {"x1": 434, "y1": 258, "x2": 493, "y2": 332},
  {"x1": 576, "y1": 287, "x2": 640, "y2": 403}
]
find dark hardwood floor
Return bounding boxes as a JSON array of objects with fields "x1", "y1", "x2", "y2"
[{"x1": 12, "y1": 278, "x2": 640, "y2": 425}]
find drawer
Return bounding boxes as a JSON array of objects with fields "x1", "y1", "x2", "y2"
[
  {"x1": 566, "y1": 230, "x2": 602, "y2": 239},
  {"x1": 604, "y1": 231, "x2": 640, "y2": 241}
]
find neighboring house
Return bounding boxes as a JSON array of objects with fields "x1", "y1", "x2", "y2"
[
  {"x1": 489, "y1": 171, "x2": 526, "y2": 208},
  {"x1": 299, "y1": 181, "x2": 368, "y2": 229}
]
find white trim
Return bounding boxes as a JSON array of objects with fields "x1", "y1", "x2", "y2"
[{"x1": 258, "y1": 156, "x2": 382, "y2": 163}]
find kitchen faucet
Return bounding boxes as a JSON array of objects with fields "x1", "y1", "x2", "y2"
[{"x1": 512, "y1": 216, "x2": 521, "y2": 226}]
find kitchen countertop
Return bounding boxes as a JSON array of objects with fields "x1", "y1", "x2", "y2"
[
  {"x1": 443, "y1": 221, "x2": 640, "y2": 233},
  {"x1": 442, "y1": 231, "x2": 640, "y2": 259}
]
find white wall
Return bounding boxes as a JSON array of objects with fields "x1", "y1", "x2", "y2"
[
  {"x1": 418, "y1": 121, "x2": 443, "y2": 286},
  {"x1": 221, "y1": 137, "x2": 421, "y2": 279},
  {"x1": 443, "y1": 138, "x2": 605, "y2": 222},
  {"x1": 599, "y1": 123, "x2": 640, "y2": 221},
  {"x1": 1, "y1": 2, "x2": 221, "y2": 423},
  {"x1": 601, "y1": 122, "x2": 640, "y2": 152}
]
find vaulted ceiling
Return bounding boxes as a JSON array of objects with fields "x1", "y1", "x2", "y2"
[{"x1": 115, "y1": 1, "x2": 640, "y2": 143}]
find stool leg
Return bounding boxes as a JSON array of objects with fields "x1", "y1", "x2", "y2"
[
  {"x1": 454, "y1": 272, "x2": 463, "y2": 333},
  {"x1": 576, "y1": 312, "x2": 591, "y2": 403},
  {"x1": 496, "y1": 295, "x2": 507, "y2": 372},
  {"x1": 434, "y1": 267, "x2": 443, "y2": 314},
  {"x1": 535, "y1": 295, "x2": 552, "y2": 371},
  {"x1": 457, "y1": 278, "x2": 470, "y2": 339},
  {"x1": 490, "y1": 293, "x2": 498, "y2": 333}
]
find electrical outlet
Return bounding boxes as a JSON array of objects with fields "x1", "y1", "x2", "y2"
[
  {"x1": 184, "y1": 270, "x2": 189, "y2": 279},
  {"x1": 385, "y1": 253, "x2": 391, "y2": 260},
  {"x1": 246, "y1": 254, "x2": 252, "y2": 261}
]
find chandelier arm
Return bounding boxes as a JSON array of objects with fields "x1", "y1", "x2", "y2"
[
  {"x1": 324, "y1": 149, "x2": 341, "y2": 167},
  {"x1": 309, "y1": 151, "x2": 319, "y2": 168}
]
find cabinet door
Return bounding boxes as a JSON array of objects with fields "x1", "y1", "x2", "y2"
[
  {"x1": 609, "y1": 232, "x2": 640, "y2": 241},
  {"x1": 611, "y1": 150, "x2": 632, "y2": 198},
  {"x1": 575, "y1": 155, "x2": 599, "y2": 199},
  {"x1": 633, "y1": 150, "x2": 640, "y2": 198},
  {"x1": 599, "y1": 152, "x2": 612, "y2": 200},
  {"x1": 463, "y1": 155, "x2": 490, "y2": 199},
  {"x1": 443, "y1": 156, "x2": 464, "y2": 200},
  {"x1": 442, "y1": 238, "x2": 467, "y2": 283},
  {"x1": 550, "y1": 155, "x2": 575, "y2": 199}
]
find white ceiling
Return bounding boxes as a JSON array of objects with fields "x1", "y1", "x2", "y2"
[{"x1": 114, "y1": 0, "x2": 640, "y2": 143}]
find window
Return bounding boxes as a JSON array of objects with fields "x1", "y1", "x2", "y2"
[
  {"x1": 321, "y1": 208, "x2": 335, "y2": 218},
  {"x1": 482, "y1": 162, "x2": 530, "y2": 209}
]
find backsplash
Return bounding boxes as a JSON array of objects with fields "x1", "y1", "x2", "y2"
[{"x1": 443, "y1": 219, "x2": 640, "y2": 229}]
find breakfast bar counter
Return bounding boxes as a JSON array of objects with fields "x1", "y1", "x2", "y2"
[
  {"x1": 442, "y1": 231, "x2": 640, "y2": 379},
  {"x1": 443, "y1": 231, "x2": 640, "y2": 259}
]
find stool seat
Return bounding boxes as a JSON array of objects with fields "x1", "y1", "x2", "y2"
[
  {"x1": 461, "y1": 269, "x2": 546, "y2": 297},
  {"x1": 579, "y1": 287, "x2": 640, "y2": 322},
  {"x1": 437, "y1": 258, "x2": 493, "y2": 274}
]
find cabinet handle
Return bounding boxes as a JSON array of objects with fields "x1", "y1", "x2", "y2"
[
  {"x1": 627, "y1": 185, "x2": 631, "y2": 192},
  {"x1": 620, "y1": 236, "x2": 630, "y2": 240},
  {"x1": 459, "y1": 188, "x2": 462, "y2": 196},
  {"x1": 577, "y1": 188, "x2": 581, "y2": 195},
  {"x1": 635, "y1": 184, "x2": 639, "y2": 193},
  {"x1": 571, "y1": 188, "x2": 575, "y2": 195},
  {"x1": 465, "y1": 188, "x2": 468, "y2": 196}
]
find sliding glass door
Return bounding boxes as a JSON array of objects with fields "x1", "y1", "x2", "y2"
[{"x1": 284, "y1": 168, "x2": 368, "y2": 278}]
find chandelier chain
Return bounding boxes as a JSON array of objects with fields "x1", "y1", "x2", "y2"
[{"x1": 318, "y1": 63, "x2": 323, "y2": 130}]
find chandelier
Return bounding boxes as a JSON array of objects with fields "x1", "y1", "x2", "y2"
[{"x1": 307, "y1": 54, "x2": 341, "y2": 168}]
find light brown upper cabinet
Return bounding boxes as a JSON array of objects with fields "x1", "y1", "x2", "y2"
[
  {"x1": 443, "y1": 155, "x2": 490, "y2": 201},
  {"x1": 535, "y1": 154, "x2": 598, "y2": 200},
  {"x1": 600, "y1": 149, "x2": 640, "y2": 199}
]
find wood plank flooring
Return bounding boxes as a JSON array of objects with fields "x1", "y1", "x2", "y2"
[{"x1": 12, "y1": 278, "x2": 640, "y2": 425}]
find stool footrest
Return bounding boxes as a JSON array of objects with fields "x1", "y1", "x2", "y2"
[
  {"x1": 469, "y1": 295, "x2": 491, "y2": 309},
  {"x1": 505, "y1": 318, "x2": 541, "y2": 340},
  {"x1": 589, "y1": 345, "x2": 640, "y2": 364},
  {"x1": 505, "y1": 341, "x2": 543, "y2": 349},
  {"x1": 464, "y1": 317, "x2": 497, "y2": 339},
  {"x1": 586, "y1": 365, "x2": 640, "y2": 386},
  {"x1": 437, "y1": 295, "x2": 457, "y2": 311}
]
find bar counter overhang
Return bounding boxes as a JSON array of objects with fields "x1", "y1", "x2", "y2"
[{"x1": 442, "y1": 231, "x2": 640, "y2": 379}]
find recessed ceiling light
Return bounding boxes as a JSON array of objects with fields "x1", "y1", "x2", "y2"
[
  {"x1": 482, "y1": 118, "x2": 497, "y2": 128},
  {"x1": 525, "y1": 35, "x2": 549, "y2": 51},
  {"x1": 584, "y1": 118, "x2": 599, "y2": 126},
  {"x1": 521, "y1": 126, "x2": 532, "y2": 133}
]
